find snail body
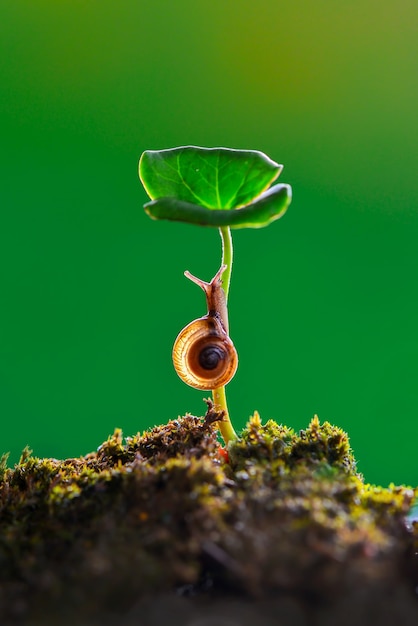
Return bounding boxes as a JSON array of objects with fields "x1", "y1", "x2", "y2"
[{"x1": 172, "y1": 265, "x2": 238, "y2": 391}]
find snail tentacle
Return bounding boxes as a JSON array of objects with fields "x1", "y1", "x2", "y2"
[{"x1": 184, "y1": 264, "x2": 229, "y2": 332}]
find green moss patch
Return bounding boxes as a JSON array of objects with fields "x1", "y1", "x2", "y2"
[{"x1": 0, "y1": 412, "x2": 417, "y2": 623}]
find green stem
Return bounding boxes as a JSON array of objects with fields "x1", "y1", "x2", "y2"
[
  {"x1": 219, "y1": 226, "x2": 233, "y2": 301},
  {"x1": 212, "y1": 226, "x2": 237, "y2": 444},
  {"x1": 213, "y1": 386, "x2": 237, "y2": 443}
]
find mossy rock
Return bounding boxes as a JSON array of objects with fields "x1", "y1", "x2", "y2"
[{"x1": 0, "y1": 411, "x2": 417, "y2": 625}]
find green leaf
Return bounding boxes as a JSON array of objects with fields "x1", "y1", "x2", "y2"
[
  {"x1": 144, "y1": 183, "x2": 291, "y2": 229},
  {"x1": 139, "y1": 146, "x2": 282, "y2": 209}
]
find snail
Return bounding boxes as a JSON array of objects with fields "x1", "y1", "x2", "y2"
[{"x1": 172, "y1": 265, "x2": 238, "y2": 391}]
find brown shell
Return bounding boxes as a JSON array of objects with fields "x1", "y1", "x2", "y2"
[{"x1": 172, "y1": 315, "x2": 238, "y2": 391}]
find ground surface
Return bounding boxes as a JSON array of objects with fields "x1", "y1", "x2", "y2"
[{"x1": 0, "y1": 410, "x2": 417, "y2": 624}]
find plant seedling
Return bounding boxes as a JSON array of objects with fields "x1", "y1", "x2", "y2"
[{"x1": 139, "y1": 146, "x2": 292, "y2": 445}]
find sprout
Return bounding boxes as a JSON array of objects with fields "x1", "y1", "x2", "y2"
[{"x1": 139, "y1": 146, "x2": 292, "y2": 444}]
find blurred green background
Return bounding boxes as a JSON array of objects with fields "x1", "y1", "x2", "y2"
[{"x1": 1, "y1": 1, "x2": 417, "y2": 486}]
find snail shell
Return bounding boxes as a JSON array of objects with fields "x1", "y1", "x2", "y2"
[
  {"x1": 172, "y1": 265, "x2": 238, "y2": 391},
  {"x1": 173, "y1": 316, "x2": 238, "y2": 390}
]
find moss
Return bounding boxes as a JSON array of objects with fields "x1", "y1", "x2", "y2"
[
  {"x1": 0, "y1": 453, "x2": 9, "y2": 482},
  {"x1": 229, "y1": 413, "x2": 357, "y2": 475},
  {"x1": 0, "y1": 411, "x2": 417, "y2": 623}
]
